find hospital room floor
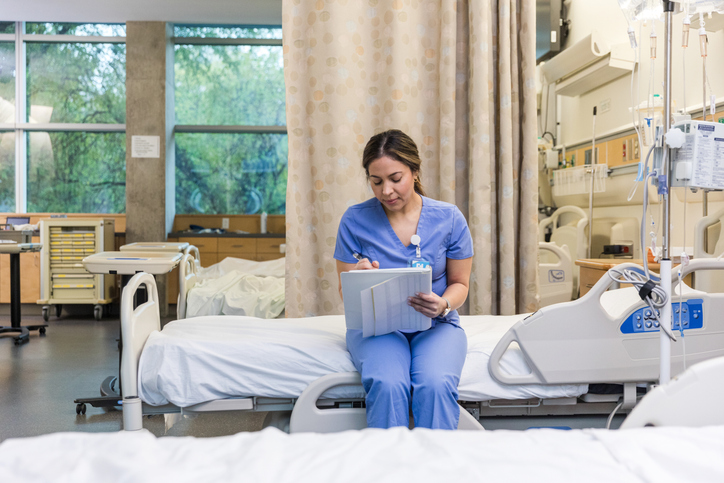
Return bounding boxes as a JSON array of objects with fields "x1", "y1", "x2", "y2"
[{"x1": 0, "y1": 307, "x2": 266, "y2": 442}]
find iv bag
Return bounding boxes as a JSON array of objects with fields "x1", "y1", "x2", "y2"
[{"x1": 618, "y1": 0, "x2": 664, "y2": 22}]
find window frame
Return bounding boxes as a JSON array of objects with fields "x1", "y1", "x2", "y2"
[
  {"x1": 173, "y1": 26, "x2": 287, "y2": 216},
  {"x1": 172, "y1": 27, "x2": 285, "y2": 135},
  {"x1": 0, "y1": 22, "x2": 126, "y2": 213}
]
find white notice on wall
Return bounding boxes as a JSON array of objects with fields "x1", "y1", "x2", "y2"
[{"x1": 131, "y1": 136, "x2": 161, "y2": 158}]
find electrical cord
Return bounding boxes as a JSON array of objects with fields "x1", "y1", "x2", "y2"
[
  {"x1": 606, "y1": 401, "x2": 624, "y2": 430},
  {"x1": 607, "y1": 266, "x2": 676, "y2": 342}
]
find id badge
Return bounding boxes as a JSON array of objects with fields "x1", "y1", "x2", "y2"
[{"x1": 408, "y1": 257, "x2": 431, "y2": 269}]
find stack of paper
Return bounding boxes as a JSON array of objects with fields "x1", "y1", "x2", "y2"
[{"x1": 359, "y1": 270, "x2": 432, "y2": 337}]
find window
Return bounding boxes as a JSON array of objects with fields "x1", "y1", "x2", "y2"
[
  {"x1": 1, "y1": 22, "x2": 126, "y2": 213},
  {"x1": 174, "y1": 25, "x2": 287, "y2": 215}
]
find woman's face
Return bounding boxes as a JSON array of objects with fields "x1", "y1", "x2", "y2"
[{"x1": 367, "y1": 156, "x2": 417, "y2": 212}]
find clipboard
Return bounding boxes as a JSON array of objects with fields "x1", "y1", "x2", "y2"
[{"x1": 341, "y1": 267, "x2": 432, "y2": 335}]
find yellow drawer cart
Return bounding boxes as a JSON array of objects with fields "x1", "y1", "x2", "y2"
[{"x1": 37, "y1": 219, "x2": 117, "y2": 321}]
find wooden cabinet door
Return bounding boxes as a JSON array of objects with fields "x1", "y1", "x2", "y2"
[
  {"x1": 0, "y1": 250, "x2": 41, "y2": 304},
  {"x1": 256, "y1": 238, "x2": 286, "y2": 260},
  {"x1": 218, "y1": 238, "x2": 257, "y2": 257}
]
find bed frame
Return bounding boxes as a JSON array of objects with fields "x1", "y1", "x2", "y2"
[{"x1": 120, "y1": 260, "x2": 724, "y2": 433}]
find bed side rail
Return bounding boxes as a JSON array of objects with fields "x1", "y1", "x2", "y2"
[
  {"x1": 120, "y1": 272, "x2": 161, "y2": 431},
  {"x1": 290, "y1": 372, "x2": 485, "y2": 432},
  {"x1": 489, "y1": 262, "x2": 645, "y2": 386},
  {"x1": 177, "y1": 253, "x2": 198, "y2": 319},
  {"x1": 290, "y1": 372, "x2": 367, "y2": 433}
]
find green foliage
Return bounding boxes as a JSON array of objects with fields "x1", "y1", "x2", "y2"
[
  {"x1": 0, "y1": 23, "x2": 15, "y2": 34},
  {"x1": 0, "y1": 42, "x2": 16, "y2": 113},
  {"x1": 25, "y1": 23, "x2": 125, "y2": 36},
  {"x1": 0, "y1": 132, "x2": 14, "y2": 211},
  {"x1": 175, "y1": 40, "x2": 288, "y2": 215},
  {"x1": 174, "y1": 26, "x2": 281, "y2": 39},
  {"x1": 176, "y1": 133, "x2": 287, "y2": 215},
  {"x1": 27, "y1": 132, "x2": 126, "y2": 213},
  {"x1": 5, "y1": 23, "x2": 288, "y2": 216},
  {"x1": 175, "y1": 44, "x2": 285, "y2": 125},
  {"x1": 27, "y1": 42, "x2": 126, "y2": 123}
]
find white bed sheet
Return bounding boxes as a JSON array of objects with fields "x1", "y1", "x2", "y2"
[
  {"x1": 186, "y1": 271, "x2": 285, "y2": 318},
  {"x1": 138, "y1": 314, "x2": 587, "y2": 407},
  {"x1": 2, "y1": 425, "x2": 723, "y2": 483}
]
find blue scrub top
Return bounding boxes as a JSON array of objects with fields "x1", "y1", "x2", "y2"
[{"x1": 334, "y1": 195, "x2": 474, "y2": 326}]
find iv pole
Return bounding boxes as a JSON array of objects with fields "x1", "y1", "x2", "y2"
[{"x1": 659, "y1": 0, "x2": 675, "y2": 385}]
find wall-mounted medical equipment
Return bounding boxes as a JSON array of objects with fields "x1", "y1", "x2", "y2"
[
  {"x1": 552, "y1": 164, "x2": 607, "y2": 197},
  {"x1": 669, "y1": 120, "x2": 724, "y2": 190},
  {"x1": 540, "y1": 31, "x2": 636, "y2": 97}
]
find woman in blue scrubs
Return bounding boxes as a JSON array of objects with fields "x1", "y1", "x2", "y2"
[{"x1": 334, "y1": 129, "x2": 474, "y2": 430}]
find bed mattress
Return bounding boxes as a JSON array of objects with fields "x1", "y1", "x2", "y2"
[
  {"x1": 138, "y1": 314, "x2": 587, "y2": 407},
  {"x1": 2, "y1": 425, "x2": 723, "y2": 482}
]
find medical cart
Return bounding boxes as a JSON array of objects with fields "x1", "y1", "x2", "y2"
[{"x1": 37, "y1": 219, "x2": 116, "y2": 322}]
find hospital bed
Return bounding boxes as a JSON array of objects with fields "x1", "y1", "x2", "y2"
[
  {"x1": 2, "y1": 359, "x2": 724, "y2": 482},
  {"x1": 177, "y1": 253, "x2": 285, "y2": 319},
  {"x1": 118, "y1": 259, "x2": 724, "y2": 434},
  {"x1": 538, "y1": 206, "x2": 588, "y2": 303},
  {"x1": 694, "y1": 207, "x2": 724, "y2": 293}
]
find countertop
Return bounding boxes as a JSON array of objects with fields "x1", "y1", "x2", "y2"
[{"x1": 167, "y1": 232, "x2": 285, "y2": 238}]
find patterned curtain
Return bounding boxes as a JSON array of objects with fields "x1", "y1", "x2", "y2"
[{"x1": 283, "y1": 0, "x2": 539, "y2": 317}]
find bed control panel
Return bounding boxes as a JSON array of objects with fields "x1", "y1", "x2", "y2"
[{"x1": 620, "y1": 299, "x2": 703, "y2": 334}]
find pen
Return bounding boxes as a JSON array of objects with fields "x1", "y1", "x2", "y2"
[{"x1": 352, "y1": 252, "x2": 368, "y2": 262}]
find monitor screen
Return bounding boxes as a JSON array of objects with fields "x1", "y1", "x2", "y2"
[{"x1": 6, "y1": 216, "x2": 30, "y2": 226}]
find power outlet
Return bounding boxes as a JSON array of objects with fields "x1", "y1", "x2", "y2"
[{"x1": 222, "y1": 217, "x2": 230, "y2": 229}]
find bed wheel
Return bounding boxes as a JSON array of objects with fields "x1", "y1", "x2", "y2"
[
  {"x1": 94, "y1": 305, "x2": 102, "y2": 321},
  {"x1": 55, "y1": 304, "x2": 63, "y2": 318},
  {"x1": 76, "y1": 403, "x2": 87, "y2": 415},
  {"x1": 42, "y1": 306, "x2": 49, "y2": 322},
  {"x1": 39, "y1": 327, "x2": 46, "y2": 335}
]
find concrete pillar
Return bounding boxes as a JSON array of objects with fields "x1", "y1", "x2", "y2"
[{"x1": 125, "y1": 22, "x2": 175, "y2": 313}]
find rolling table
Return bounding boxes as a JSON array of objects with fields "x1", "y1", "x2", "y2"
[
  {"x1": 0, "y1": 242, "x2": 47, "y2": 344},
  {"x1": 74, "y1": 251, "x2": 182, "y2": 414}
]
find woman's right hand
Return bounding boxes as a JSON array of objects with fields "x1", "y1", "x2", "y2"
[{"x1": 355, "y1": 258, "x2": 380, "y2": 270}]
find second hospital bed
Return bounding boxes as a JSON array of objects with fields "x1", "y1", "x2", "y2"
[
  {"x1": 177, "y1": 254, "x2": 285, "y2": 319},
  {"x1": 121, "y1": 260, "x2": 724, "y2": 433}
]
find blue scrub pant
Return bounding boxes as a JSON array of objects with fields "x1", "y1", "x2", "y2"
[{"x1": 346, "y1": 322, "x2": 467, "y2": 430}]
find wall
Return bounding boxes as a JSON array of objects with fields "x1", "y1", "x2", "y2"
[{"x1": 541, "y1": 0, "x2": 724, "y2": 253}]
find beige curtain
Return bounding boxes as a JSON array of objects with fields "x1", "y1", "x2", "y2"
[{"x1": 283, "y1": 0, "x2": 539, "y2": 317}]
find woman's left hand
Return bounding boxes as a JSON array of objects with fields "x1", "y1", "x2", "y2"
[{"x1": 408, "y1": 292, "x2": 446, "y2": 318}]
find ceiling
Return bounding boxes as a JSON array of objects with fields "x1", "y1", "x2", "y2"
[{"x1": 1, "y1": 0, "x2": 282, "y2": 25}]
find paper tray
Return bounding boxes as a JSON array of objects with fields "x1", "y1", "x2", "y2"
[
  {"x1": 82, "y1": 251, "x2": 182, "y2": 275},
  {"x1": 120, "y1": 242, "x2": 190, "y2": 253}
]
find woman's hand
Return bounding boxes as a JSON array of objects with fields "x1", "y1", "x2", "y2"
[
  {"x1": 354, "y1": 258, "x2": 380, "y2": 270},
  {"x1": 407, "y1": 292, "x2": 446, "y2": 318}
]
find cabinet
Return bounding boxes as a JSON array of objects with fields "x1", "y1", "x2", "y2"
[
  {"x1": 0, "y1": 236, "x2": 41, "y2": 303},
  {"x1": 37, "y1": 219, "x2": 117, "y2": 320}
]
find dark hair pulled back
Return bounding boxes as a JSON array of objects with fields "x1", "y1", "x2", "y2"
[{"x1": 362, "y1": 129, "x2": 425, "y2": 196}]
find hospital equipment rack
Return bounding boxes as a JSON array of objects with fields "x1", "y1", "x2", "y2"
[{"x1": 37, "y1": 219, "x2": 116, "y2": 322}]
